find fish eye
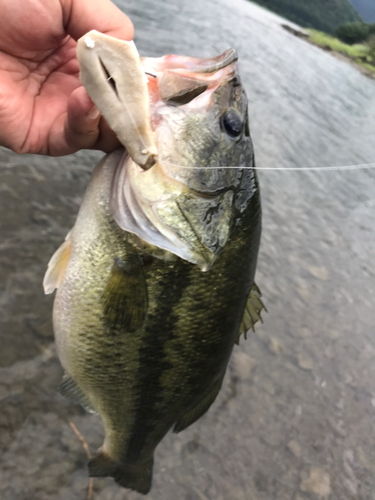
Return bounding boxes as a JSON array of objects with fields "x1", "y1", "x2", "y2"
[{"x1": 221, "y1": 109, "x2": 243, "y2": 138}]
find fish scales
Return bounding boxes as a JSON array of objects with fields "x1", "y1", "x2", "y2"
[{"x1": 45, "y1": 33, "x2": 263, "y2": 495}]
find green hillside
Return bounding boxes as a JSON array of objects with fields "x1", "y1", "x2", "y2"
[{"x1": 250, "y1": 0, "x2": 363, "y2": 33}]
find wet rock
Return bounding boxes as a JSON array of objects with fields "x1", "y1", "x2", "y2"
[
  {"x1": 327, "y1": 330, "x2": 340, "y2": 340},
  {"x1": 231, "y1": 352, "x2": 257, "y2": 380},
  {"x1": 190, "y1": 487, "x2": 210, "y2": 500},
  {"x1": 260, "y1": 379, "x2": 276, "y2": 396},
  {"x1": 343, "y1": 477, "x2": 358, "y2": 496},
  {"x1": 335, "y1": 398, "x2": 345, "y2": 410},
  {"x1": 182, "y1": 438, "x2": 200, "y2": 456},
  {"x1": 300, "y1": 467, "x2": 331, "y2": 497},
  {"x1": 268, "y1": 336, "x2": 283, "y2": 355},
  {"x1": 327, "y1": 416, "x2": 346, "y2": 437},
  {"x1": 254, "y1": 470, "x2": 269, "y2": 493},
  {"x1": 287, "y1": 440, "x2": 301, "y2": 458},
  {"x1": 294, "y1": 327, "x2": 312, "y2": 338},
  {"x1": 295, "y1": 405, "x2": 303, "y2": 417},
  {"x1": 25, "y1": 318, "x2": 54, "y2": 340},
  {"x1": 307, "y1": 266, "x2": 329, "y2": 281},
  {"x1": 343, "y1": 449, "x2": 358, "y2": 495},
  {"x1": 0, "y1": 384, "x2": 8, "y2": 401},
  {"x1": 297, "y1": 285, "x2": 310, "y2": 301},
  {"x1": 297, "y1": 353, "x2": 314, "y2": 371},
  {"x1": 324, "y1": 345, "x2": 334, "y2": 359},
  {"x1": 356, "y1": 447, "x2": 371, "y2": 470},
  {"x1": 281, "y1": 24, "x2": 309, "y2": 39}
]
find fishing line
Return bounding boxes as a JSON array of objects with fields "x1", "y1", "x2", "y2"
[
  {"x1": 115, "y1": 92, "x2": 375, "y2": 173},
  {"x1": 159, "y1": 161, "x2": 375, "y2": 171},
  {"x1": 254, "y1": 163, "x2": 375, "y2": 171},
  {"x1": 122, "y1": 88, "x2": 375, "y2": 174}
]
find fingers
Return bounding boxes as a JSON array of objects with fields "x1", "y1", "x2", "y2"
[
  {"x1": 64, "y1": 86, "x2": 100, "y2": 150},
  {"x1": 62, "y1": 0, "x2": 134, "y2": 42},
  {"x1": 65, "y1": 86, "x2": 120, "y2": 152}
]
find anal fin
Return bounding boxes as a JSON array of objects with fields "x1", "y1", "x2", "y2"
[
  {"x1": 173, "y1": 373, "x2": 225, "y2": 433},
  {"x1": 236, "y1": 283, "x2": 267, "y2": 344},
  {"x1": 58, "y1": 372, "x2": 97, "y2": 414}
]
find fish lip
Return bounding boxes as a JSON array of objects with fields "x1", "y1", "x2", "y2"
[
  {"x1": 141, "y1": 48, "x2": 238, "y2": 74},
  {"x1": 185, "y1": 48, "x2": 238, "y2": 74}
]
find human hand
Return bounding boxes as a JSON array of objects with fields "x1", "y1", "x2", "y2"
[{"x1": 0, "y1": 0, "x2": 134, "y2": 156}]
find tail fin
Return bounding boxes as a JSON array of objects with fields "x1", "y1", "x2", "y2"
[{"x1": 88, "y1": 451, "x2": 153, "y2": 495}]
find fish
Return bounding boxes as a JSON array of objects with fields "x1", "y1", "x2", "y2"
[{"x1": 43, "y1": 31, "x2": 263, "y2": 495}]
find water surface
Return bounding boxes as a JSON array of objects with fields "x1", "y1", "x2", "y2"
[{"x1": 1, "y1": 1, "x2": 375, "y2": 499}]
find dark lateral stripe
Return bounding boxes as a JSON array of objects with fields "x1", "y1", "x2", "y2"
[{"x1": 125, "y1": 262, "x2": 192, "y2": 462}]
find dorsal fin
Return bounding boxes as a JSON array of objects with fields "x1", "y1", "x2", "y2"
[
  {"x1": 236, "y1": 283, "x2": 266, "y2": 344},
  {"x1": 43, "y1": 231, "x2": 73, "y2": 294}
]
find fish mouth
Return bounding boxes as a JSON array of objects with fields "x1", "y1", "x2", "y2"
[
  {"x1": 143, "y1": 49, "x2": 239, "y2": 110},
  {"x1": 77, "y1": 31, "x2": 238, "y2": 171},
  {"x1": 141, "y1": 48, "x2": 238, "y2": 75}
]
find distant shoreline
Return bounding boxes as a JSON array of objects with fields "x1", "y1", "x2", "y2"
[{"x1": 282, "y1": 24, "x2": 375, "y2": 81}]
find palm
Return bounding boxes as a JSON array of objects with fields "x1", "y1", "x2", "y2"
[
  {"x1": 0, "y1": 0, "x2": 133, "y2": 156},
  {"x1": 0, "y1": 37, "x2": 80, "y2": 155}
]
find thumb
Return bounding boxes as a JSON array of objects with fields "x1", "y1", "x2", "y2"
[
  {"x1": 64, "y1": 86, "x2": 120, "y2": 152},
  {"x1": 62, "y1": 0, "x2": 134, "y2": 42}
]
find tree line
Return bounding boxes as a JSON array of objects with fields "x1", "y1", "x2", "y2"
[
  {"x1": 335, "y1": 21, "x2": 375, "y2": 44},
  {"x1": 250, "y1": 0, "x2": 362, "y2": 34}
]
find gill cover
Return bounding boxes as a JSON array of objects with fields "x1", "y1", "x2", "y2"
[
  {"x1": 110, "y1": 154, "x2": 238, "y2": 271},
  {"x1": 111, "y1": 48, "x2": 255, "y2": 271}
]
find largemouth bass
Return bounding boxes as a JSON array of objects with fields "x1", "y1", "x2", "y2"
[{"x1": 44, "y1": 32, "x2": 263, "y2": 494}]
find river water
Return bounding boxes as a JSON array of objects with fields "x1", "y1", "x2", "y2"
[{"x1": 1, "y1": 0, "x2": 375, "y2": 499}]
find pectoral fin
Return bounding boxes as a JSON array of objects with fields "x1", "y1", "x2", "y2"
[
  {"x1": 173, "y1": 372, "x2": 225, "y2": 433},
  {"x1": 43, "y1": 231, "x2": 72, "y2": 294},
  {"x1": 236, "y1": 283, "x2": 266, "y2": 344},
  {"x1": 101, "y1": 255, "x2": 148, "y2": 332}
]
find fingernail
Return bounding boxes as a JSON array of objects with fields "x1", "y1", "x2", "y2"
[{"x1": 87, "y1": 106, "x2": 100, "y2": 120}]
